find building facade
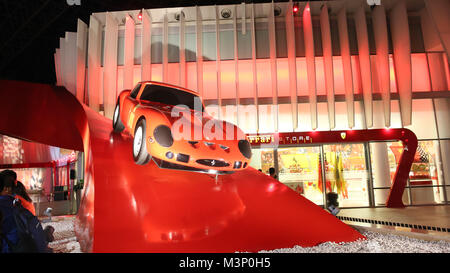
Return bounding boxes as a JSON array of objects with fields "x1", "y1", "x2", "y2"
[{"x1": 54, "y1": 0, "x2": 450, "y2": 208}]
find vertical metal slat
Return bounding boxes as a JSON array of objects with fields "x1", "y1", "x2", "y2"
[
  {"x1": 141, "y1": 9, "x2": 152, "y2": 81},
  {"x1": 76, "y1": 19, "x2": 88, "y2": 103},
  {"x1": 355, "y1": 5, "x2": 373, "y2": 128},
  {"x1": 215, "y1": 5, "x2": 222, "y2": 119},
  {"x1": 103, "y1": 12, "x2": 119, "y2": 119},
  {"x1": 372, "y1": 5, "x2": 391, "y2": 127},
  {"x1": 390, "y1": 0, "x2": 412, "y2": 126},
  {"x1": 268, "y1": 1, "x2": 279, "y2": 132},
  {"x1": 124, "y1": 14, "x2": 135, "y2": 90},
  {"x1": 250, "y1": 3, "x2": 259, "y2": 132},
  {"x1": 233, "y1": 5, "x2": 240, "y2": 126},
  {"x1": 196, "y1": 6, "x2": 204, "y2": 97},
  {"x1": 303, "y1": 2, "x2": 317, "y2": 130},
  {"x1": 87, "y1": 15, "x2": 102, "y2": 112},
  {"x1": 320, "y1": 3, "x2": 335, "y2": 129},
  {"x1": 337, "y1": 7, "x2": 355, "y2": 128},
  {"x1": 179, "y1": 9, "x2": 186, "y2": 87},
  {"x1": 162, "y1": 12, "x2": 169, "y2": 83}
]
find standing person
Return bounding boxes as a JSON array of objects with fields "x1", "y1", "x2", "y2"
[
  {"x1": 1, "y1": 170, "x2": 36, "y2": 216},
  {"x1": 0, "y1": 170, "x2": 51, "y2": 253},
  {"x1": 2, "y1": 169, "x2": 37, "y2": 215},
  {"x1": 0, "y1": 209, "x2": 3, "y2": 250},
  {"x1": 0, "y1": 171, "x2": 19, "y2": 253},
  {"x1": 269, "y1": 167, "x2": 278, "y2": 180},
  {"x1": 326, "y1": 192, "x2": 340, "y2": 216},
  {"x1": 12, "y1": 180, "x2": 54, "y2": 248},
  {"x1": 13, "y1": 181, "x2": 36, "y2": 216}
]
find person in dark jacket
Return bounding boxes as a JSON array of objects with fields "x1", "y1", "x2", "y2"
[
  {"x1": 0, "y1": 170, "x2": 52, "y2": 253},
  {"x1": 326, "y1": 192, "x2": 340, "y2": 216},
  {"x1": 12, "y1": 180, "x2": 55, "y2": 247},
  {"x1": 0, "y1": 209, "x2": 3, "y2": 250},
  {"x1": 0, "y1": 172, "x2": 19, "y2": 253},
  {"x1": 269, "y1": 167, "x2": 278, "y2": 180},
  {"x1": 0, "y1": 171, "x2": 33, "y2": 214},
  {"x1": 13, "y1": 181, "x2": 36, "y2": 216}
]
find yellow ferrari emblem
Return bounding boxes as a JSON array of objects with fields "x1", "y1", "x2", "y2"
[{"x1": 341, "y1": 132, "x2": 346, "y2": 140}]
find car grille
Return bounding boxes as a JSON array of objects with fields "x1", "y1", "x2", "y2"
[{"x1": 196, "y1": 159, "x2": 230, "y2": 167}]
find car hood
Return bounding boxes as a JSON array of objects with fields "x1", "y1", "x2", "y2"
[{"x1": 142, "y1": 103, "x2": 246, "y2": 141}]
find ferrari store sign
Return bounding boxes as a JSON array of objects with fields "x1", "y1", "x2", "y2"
[
  {"x1": 247, "y1": 134, "x2": 314, "y2": 146},
  {"x1": 246, "y1": 129, "x2": 406, "y2": 148}
]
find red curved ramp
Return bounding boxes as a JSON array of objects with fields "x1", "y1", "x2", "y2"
[{"x1": 0, "y1": 80, "x2": 364, "y2": 252}]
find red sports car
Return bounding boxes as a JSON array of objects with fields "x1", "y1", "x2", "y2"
[{"x1": 113, "y1": 81, "x2": 252, "y2": 174}]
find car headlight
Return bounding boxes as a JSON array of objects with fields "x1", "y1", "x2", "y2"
[
  {"x1": 238, "y1": 139, "x2": 252, "y2": 159},
  {"x1": 153, "y1": 125, "x2": 174, "y2": 147}
]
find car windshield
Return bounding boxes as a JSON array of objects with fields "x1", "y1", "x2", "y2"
[{"x1": 139, "y1": 84, "x2": 204, "y2": 112}]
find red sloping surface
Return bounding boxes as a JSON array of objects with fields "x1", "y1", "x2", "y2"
[{"x1": 0, "y1": 80, "x2": 364, "y2": 252}]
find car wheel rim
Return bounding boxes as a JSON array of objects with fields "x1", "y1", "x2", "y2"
[
  {"x1": 134, "y1": 126, "x2": 143, "y2": 157},
  {"x1": 113, "y1": 105, "x2": 119, "y2": 125}
]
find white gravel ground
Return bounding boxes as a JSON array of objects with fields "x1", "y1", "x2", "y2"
[
  {"x1": 40, "y1": 216, "x2": 450, "y2": 253},
  {"x1": 259, "y1": 230, "x2": 450, "y2": 253}
]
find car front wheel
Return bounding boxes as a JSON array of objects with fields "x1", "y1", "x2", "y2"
[{"x1": 133, "y1": 119, "x2": 151, "y2": 165}]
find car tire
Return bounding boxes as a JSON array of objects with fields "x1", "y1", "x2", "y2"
[
  {"x1": 113, "y1": 103, "x2": 125, "y2": 133},
  {"x1": 133, "y1": 119, "x2": 151, "y2": 165}
]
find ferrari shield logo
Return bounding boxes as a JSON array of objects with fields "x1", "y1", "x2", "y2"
[{"x1": 340, "y1": 132, "x2": 346, "y2": 140}]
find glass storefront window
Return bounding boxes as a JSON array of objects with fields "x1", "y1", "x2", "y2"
[
  {"x1": 323, "y1": 144, "x2": 370, "y2": 207},
  {"x1": 439, "y1": 140, "x2": 450, "y2": 187},
  {"x1": 250, "y1": 138, "x2": 448, "y2": 208},
  {"x1": 370, "y1": 140, "x2": 446, "y2": 206},
  {"x1": 249, "y1": 148, "x2": 275, "y2": 175},
  {"x1": 411, "y1": 187, "x2": 445, "y2": 205},
  {"x1": 409, "y1": 141, "x2": 446, "y2": 204},
  {"x1": 434, "y1": 98, "x2": 450, "y2": 190},
  {"x1": 370, "y1": 141, "x2": 401, "y2": 206},
  {"x1": 374, "y1": 189, "x2": 410, "y2": 206},
  {"x1": 277, "y1": 146, "x2": 323, "y2": 205}
]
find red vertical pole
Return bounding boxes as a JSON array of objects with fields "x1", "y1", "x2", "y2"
[
  {"x1": 67, "y1": 162, "x2": 71, "y2": 201},
  {"x1": 52, "y1": 161, "x2": 57, "y2": 202},
  {"x1": 386, "y1": 130, "x2": 418, "y2": 207}
]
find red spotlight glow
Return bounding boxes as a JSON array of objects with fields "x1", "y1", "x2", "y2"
[
  {"x1": 138, "y1": 11, "x2": 142, "y2": 20},
  {"x1": 293, "y1": 4, "x2": 299, "y2": 13},
  {"x1": 267, "y1": 183, "x2": 276, "y2": 193}
]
